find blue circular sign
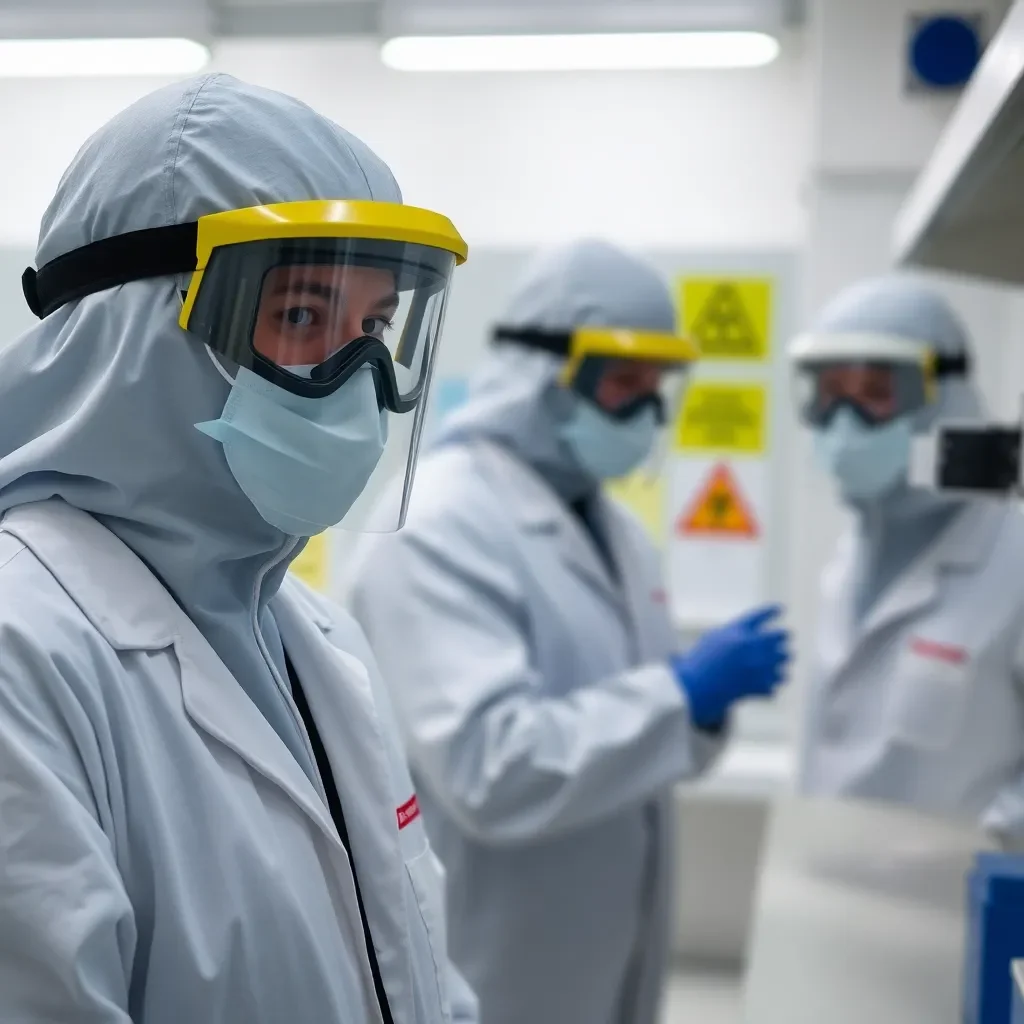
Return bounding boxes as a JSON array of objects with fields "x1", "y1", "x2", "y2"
[{"x1": 910, "y1": 15, "x2": 981, "y2": 88}]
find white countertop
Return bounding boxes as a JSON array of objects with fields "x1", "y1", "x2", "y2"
[{"x1": 685, "y1": 739, "x2": 796, "y2": 800}]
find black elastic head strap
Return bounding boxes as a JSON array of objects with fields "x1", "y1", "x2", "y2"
[
  {"x1": 491, "y1": 326, "x2": 572, "y2": 357},
  {"x1": 23, "y1": 221, "x2": 199, "y2": 319},
  {"x1": 935, "y1": 352, "x2": 970, "y2": 378}
]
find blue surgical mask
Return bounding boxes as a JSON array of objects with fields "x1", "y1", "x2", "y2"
[
  {"x1": 196, "y1": 362, "x2": 387, "y2": 536},
  {"x1": 813, "y1": 407, "x2": 912, "y2": 503},
  {"x1": 560, "y1": 400, "x2": 658, "y2": 481}
]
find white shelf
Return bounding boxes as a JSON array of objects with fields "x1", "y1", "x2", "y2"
[{"x1": 894, "y1": 1, "x2": 1024, "y2": 283}]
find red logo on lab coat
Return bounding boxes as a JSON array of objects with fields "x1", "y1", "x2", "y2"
[
  {"x1": 910, "y1": 637, "x2": 967, "y2": 665},
  {"x1": 397, "y1": 795, "x2": 421, "y2": 830},
  {"x1": 651, "y1": 588, "x2": 668, "y2": 605}
]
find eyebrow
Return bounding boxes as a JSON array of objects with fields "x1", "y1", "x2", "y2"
[
  {"x1": 272, "y1": 280, "x2": 336, "y2": 301},
  {"x1": 271, "y1": 282, "x2": 400, "y2": 313}
]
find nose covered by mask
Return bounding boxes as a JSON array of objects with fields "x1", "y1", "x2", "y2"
[
  {"x1": 813, "y1": 407, "x2": 913, "y2": 503},
  {"x1": 196, "y1": 357, "x2": 388, "y2": 536},
  {"x1": 560, "y1": 397, "x2": 659, "y2": 481}
]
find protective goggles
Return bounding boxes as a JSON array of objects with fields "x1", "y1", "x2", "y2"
[
  {"x1": 789, "y1": 330, "x2": 969, "y2": 428},
  {"x1": 22, "y1": 199, "x2": 468, "y2": 534},
  {"x1": 492, "y1": 325, "x2": 700, "y2": 423}
]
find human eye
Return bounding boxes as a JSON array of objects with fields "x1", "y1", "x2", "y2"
[
  {"x1": 279, "y1": 306, "x2": 320, "y2": 328},
  {"x1": 362, "y1": 315, "x2": 395, "y2": 338}
]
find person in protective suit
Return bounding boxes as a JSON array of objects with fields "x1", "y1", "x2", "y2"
[
  {"x1": 0, "y1": 73, "x2": 477, "y2": 1023},
  {"x1": 349, "y1": 239, "x2": 791, "y2": 1024},
  {"x1": 793, "y1": 274, "x2": 1024, "y2": 847}
]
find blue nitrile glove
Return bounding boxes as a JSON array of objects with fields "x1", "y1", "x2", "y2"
[{"x1": 670, "y1": 605, "x2": 790, "y2": 730}]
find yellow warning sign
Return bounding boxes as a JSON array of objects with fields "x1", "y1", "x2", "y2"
[
  {"x1": 680, "y1": 277, "x2": 772, "y2": 361},
  {"x1": 290, "y1": 532, "x2": 330, "y2": 593},
  {"x1": 676, "y1": 382, "x2": 767, "y2": 454},
  {"x1": 678, "y1": 463, "x2": 759, "y2": 538},
  {"x1": 605, "y1": 471, "x2": 666, "y2": 546}
]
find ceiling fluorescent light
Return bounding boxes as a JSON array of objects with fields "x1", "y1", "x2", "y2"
[
  {"x1": 0, "y1": 37, "x2": 210, "y2": 78},
  {"x1": 380, "y1": 31, "x2": 780, "y2": 72}
]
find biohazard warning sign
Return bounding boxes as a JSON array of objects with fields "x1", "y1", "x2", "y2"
[
  {"x1": 679, "y1": 277, "x2": 772, "y2": 361},
  {"x1": 677, "y1": 463, "x2": 759, "y2": 538}
]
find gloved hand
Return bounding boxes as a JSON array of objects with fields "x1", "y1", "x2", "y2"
[{"x1": 670, "y1": 605, "x2": 790, "y2": 730}]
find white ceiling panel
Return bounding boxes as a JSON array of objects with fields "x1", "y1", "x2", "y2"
[
  {"x1": 0, "y1": 0, "x2": 803, "y2": 41},
  {"x1": 381, "y1": 0, "x2": 802, "y2": 36},
  {"x1": 0, "y1": 0, "x2": 210, "y2": 38}
]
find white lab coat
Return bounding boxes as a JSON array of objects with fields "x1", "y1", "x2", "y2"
[
  {"x1": 800, "y1": 499, "x2": 1024, "y2": 838},
  {"x1": 349, "y1": 440, "x2": 724, "y2": 1024},
  {"x1": 0, "y1": 499, "x2": 476, "y2": 1023}
]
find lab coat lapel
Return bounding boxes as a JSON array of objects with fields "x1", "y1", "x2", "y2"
[
  {"x1": 554, "y1": 504, "x2": 621, "y2": 602},
  {"x1": 175, "y1": 630, "x2": 339, "y2": 838},
  {"x1": 817, "y1": 532, "x2": 860, "y2": 679},
  {"x1": 274, "y1": 594, "x2": 415, "y2": 1017},
  {"x1": 857, "y1": 560, "x2": 940, "y2": 642},
  {"x1": 858, "y1": 502, "x2": 1004, "y2": 645},
  {"x1": 478, "y1": 441, "x2": 621, "y2": 607},
  {"x1": 599, "y1": 498, "x2": 653, "y2": 658}
]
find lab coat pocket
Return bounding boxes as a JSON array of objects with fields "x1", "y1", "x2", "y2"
[
  {"x1": 888, "y1": 647, "x2": 970, "y2": 752},
  {"x1": 405, "y1": 847, "x2": 452, "y2": 1020}
]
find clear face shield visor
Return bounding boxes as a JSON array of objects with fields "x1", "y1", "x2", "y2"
[
  {"x1": 21, "y1": 199, "x2": 468, "y2": 533},
  {"x1": 788, "y1": 330, "x2": 969, "y2": 430},
  {"x1": 794, "y1": 360, "x2": 929, "y2": 428}
]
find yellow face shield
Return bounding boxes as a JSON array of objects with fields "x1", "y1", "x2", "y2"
[
  {"x1": 178, "y1": 200, "x2": 467, "y2": 410},
  {"x1": 493, "y1": 324, "x2": 700, "y2": 423}
]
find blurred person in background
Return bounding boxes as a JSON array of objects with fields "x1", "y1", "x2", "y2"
[
  {"x1": 349, "y1": 239, "x2": 791, "y2": 1024},
  {"x1": 792, "y1": 274, "x2": 1024, "y2": 847}
]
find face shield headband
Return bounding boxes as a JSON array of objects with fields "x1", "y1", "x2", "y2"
[{"x1": 492, "y1": 324, "x2": 699, "y2": 424}]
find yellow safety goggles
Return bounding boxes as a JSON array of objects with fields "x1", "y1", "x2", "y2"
[{"x1": 493, "y1": 324, "x2": 700, "y2": 422}]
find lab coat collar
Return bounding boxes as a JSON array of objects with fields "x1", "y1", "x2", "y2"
[
  {"x1": 929, "y1": 498, "x2": 1006, "y2": 570},
  {"x1": 0, "y1": 499, "x2": 340, "y2": 844},
  {"x1": 476, "y1": 440, "x2": 623, "y2": 604},
  {"x1": 859, "y1": 499, "x2": 1005, "y2": 640},
  {"x1": 282, "y1": 569, "x2": 336, "y2": 633},
  {"x1": 2, "y1": 498, "x2": 178, "y2": 649}
]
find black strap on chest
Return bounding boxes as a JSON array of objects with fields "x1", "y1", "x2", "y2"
[
  {"x1": 286, "y1": 652, "x2": 396, "y2": 1024},
  {"x1": 569, "y1": 495, "x2": 619, "y2": 581}
]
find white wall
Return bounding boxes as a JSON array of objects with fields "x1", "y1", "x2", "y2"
[{"x1": 0, "y1": 33, "x2": 810, "y2": 250}]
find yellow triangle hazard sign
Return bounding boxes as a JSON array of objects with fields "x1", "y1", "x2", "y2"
[
  {"x1": 678, "y1": 463, "x2": 759, "y2": 538},
  {"x1": 690, "y1": 283, "x2": 761, "y2": 358}
]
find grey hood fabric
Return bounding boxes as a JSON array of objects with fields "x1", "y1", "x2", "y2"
[
  {"x1": 434, "y1": 239, "x2": 676, "y2": 502},
  {"x1": 813, "y1": 274, "x2": 982, "y2": 430},
  {"x1": 0, "y1": 74, "x2": 401, "y2": 777},
  {"x1": 810, "y1": 274, "x2": 985, "y2": 621}
]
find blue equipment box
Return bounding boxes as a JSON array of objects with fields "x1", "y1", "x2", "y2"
[{"x1": 964, "y1": 853, "x2": 1024, "y2": 1024}]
